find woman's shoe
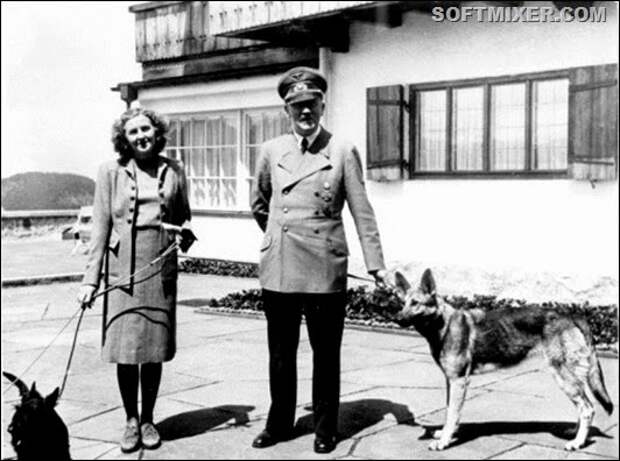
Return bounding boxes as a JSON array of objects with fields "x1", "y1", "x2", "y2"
[
  {"x1": 120, "y1": 417, "x2": 141, "y2": 453},
  {"x1": 140, "y1": 422, "x2": 161, "y2": 449}
]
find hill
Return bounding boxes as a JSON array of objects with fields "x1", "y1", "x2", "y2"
[{"x1": 1, "y1": 172, "x2": 95, "y2": 210}]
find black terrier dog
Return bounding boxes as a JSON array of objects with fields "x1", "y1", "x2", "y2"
[{"x1": 3, "y1": 371, "x2": 71, "y2": 460}]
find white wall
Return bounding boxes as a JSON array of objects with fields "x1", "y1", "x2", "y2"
[
  {"x1": 138, "y1": 3, "x2": 619, "y2": 279},
  {"x1": 330, "y1": 2, "x2": 619, "y2": 278}
]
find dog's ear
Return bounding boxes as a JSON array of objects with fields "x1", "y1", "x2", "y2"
[
  {"x1": 3, "y1": 371, "x2": 29, "y2": 398},
  {"x1": 45, "y1": 387, "x2": 60, "y2": 408},
  {"x1": 393, "y1": 271, "x2": 411, "y2": 299},
  {"x1": 420, "y1": 269, "x2": 436, "y2": 296}
]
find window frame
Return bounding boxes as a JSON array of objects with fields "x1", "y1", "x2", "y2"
[
  {"x1": 165, "y1": 105, "x2": 289, "y2": 215},
  {"x1": 409, "y1": 69, "x2": 571, "y2": 179}
]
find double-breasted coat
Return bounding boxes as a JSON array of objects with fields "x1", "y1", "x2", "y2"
[
  {"x1": 83, "y1": 155, "x2": 191, "y2": 290},
  {"x1": 251, "y1": 127, "x2": 385, "y2": 293}
]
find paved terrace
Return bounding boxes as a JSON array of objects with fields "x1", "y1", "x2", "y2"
[{"x1": 1, "y1": 272, "x2": 618, "y2": 460}]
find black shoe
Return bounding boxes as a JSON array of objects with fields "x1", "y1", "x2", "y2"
[
  {"x1": 252, "y1": 429, "x2": 289, "y2": 448},
  {"x1": 314, "y1": 435, "x2": 337, "y2": 454}
]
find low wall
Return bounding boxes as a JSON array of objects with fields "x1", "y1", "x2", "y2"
[{"x1": 1, "y1": 210, "x2": 78, "y2": 237}]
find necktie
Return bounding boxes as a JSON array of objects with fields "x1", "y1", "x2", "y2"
[{"x1": 301, "y1": 137, "x2": 309, "y2": 153}]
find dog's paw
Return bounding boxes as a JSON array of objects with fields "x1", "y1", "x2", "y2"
[
  {"x1": 428, "y1": 439, "x2": 448, "y2": 451},
  {"x1": 564, "y1": 439, "x2": 584, "y2": 451}
]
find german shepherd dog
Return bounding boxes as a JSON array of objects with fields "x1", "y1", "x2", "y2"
[
  {"x1": 390, "y1": 269, "x2": 614, "y2": 451},
  {"x1": 2, "y1": 371, "x2": 71, "y2": 460}
]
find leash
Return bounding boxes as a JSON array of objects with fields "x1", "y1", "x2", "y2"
[
  {"x1": 3, "y1": 241, "x2": 180, "y2": 399},
  {"x1": 347, "y1": 272, "x2": 377, "y2": 284}
]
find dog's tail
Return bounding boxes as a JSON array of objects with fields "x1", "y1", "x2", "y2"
[
  {"x1": 2, "y1": 371, "x2": 29, "y2": 398},
  {"x1": 573, "y1": 318, "x2": 615, "y2": 415},
  {"x1": 588, "y1": 356, "x2": 614, "y2": 415}
]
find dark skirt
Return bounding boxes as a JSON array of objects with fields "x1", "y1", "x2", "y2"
[{"x1": 102, "y1": 228, "x2": 176, "y2": 364}]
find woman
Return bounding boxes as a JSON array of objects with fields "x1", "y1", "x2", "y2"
[{"x1": 77, "y1": 107, "x2": 194, "y2": 452}]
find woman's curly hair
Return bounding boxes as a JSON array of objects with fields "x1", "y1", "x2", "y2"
[{"x1": 111, "y1": 107, "x2": 169, "y2": 162}]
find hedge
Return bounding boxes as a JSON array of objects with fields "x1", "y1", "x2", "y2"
[{"x1": 205, "y1": 286, "x2": 618, "y2": 348}]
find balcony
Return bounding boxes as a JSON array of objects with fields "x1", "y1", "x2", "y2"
[
  {"x1": 130, "y1": 1, "x2": 265, "y2": 63},
  {"x1": 208, "y1": 1, "x2": 439, "y2": 52},
  {"x1": 124, "y1": 1, "x2": 318, "y2": 87}
]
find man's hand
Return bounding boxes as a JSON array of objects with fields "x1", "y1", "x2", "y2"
[
  {"x1": 369, "y1": 269, "x2": 388, "y2": 288},
  {"x1": 77, "y1": 285, "x2": 97, "y2": 309}
]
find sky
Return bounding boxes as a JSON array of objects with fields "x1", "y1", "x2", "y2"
[{"x1": 1, "y1": 1, "x2": 142, "y2": 180}]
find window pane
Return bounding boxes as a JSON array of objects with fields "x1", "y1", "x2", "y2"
[
  {"x1": 190, "y1": 178, "x2": 207, "y2": 208},
  {"x1": 180, "y1": 121, "x2": 191, "y2": 147},
  {"x1": 167, "y1": 121, "x2": 177, "y2": 147},
  {"x1": 221, "y1": 115, "x2": 237, "y2": 145},
  {"x1": 220, "y1": 147, "x2": 237, "y2": 177},
  {"x1": 491, "y1": 83, "x2": 526, "y2": 170},
  {"x1": 533, "y1": 79, "x2": 568, "y2": 170},
  {"x1": 205, "y1": 148, "x2": 219, "y2": 177},
  {"x1": 221, "y1": 179, "x2": 237, "y2": 208},
  {"x1": 453, "y1": 87, "x2": 484, "y2": 171},
  {"x1": 418, "y1": 90, "x2": 446, "y2": 171}
]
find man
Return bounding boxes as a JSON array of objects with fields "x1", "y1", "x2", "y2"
[{"x1": 251, "y1": 66, "x2": 386, "y2": 454}]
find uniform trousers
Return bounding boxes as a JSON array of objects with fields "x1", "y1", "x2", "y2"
[{"x1": 262, "y1": 289, "x2": 346, "y2": 439}]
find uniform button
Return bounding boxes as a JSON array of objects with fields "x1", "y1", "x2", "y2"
[
  {"x1": 159, "y1": 191, "x2": 165, "y2": 197},
  {"x1": 314, "y1": 191, "x2": 320, "y2": 197},
  {"x1": 323, "y1": 182, "x2": 330, "y2": 189},
  {"x1": 314, "y1": 210, "x2": 320, "y2": 216},
  {"x1": 283, "y1": 226, "x2": 288, "y2": 232},
  {"x1": 129, "y1": 207, "x2": 134, "y2": 212},
  {"x1": 130, "y1": 196, "x2": 135, "y2": 201},
  {"x1": 127, "y1": 218, "x2": 132, "y2": 224},
  {"x1": 131, "y1": 185, "x2": 136, "y2": 190},
  {"x1": 283, "y1": 207, "x2": 288, "y2": 213},
  {"x1": 314, "y1": 228, "x2": 319, "y2": 234}
]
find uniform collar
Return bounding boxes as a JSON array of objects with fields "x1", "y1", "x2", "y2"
[{"x1": 293, "y1": 126, "x2": 322, "y2": 151}]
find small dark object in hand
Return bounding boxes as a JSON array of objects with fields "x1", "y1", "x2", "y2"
[{"x1": 179, "y1": 228, "x2": 197, "y2": 253}]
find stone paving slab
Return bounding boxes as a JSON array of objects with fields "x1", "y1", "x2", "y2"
[{"x1": 2, "y1": 279, "x2": 618, "y2": 460}]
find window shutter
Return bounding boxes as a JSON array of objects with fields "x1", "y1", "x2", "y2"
[
  {"x1": 366, "y1": 84, "x2": 405, "y2": 181},
  {"x1": 569, "y1": 64, "x2": 618, "y2": 181}
]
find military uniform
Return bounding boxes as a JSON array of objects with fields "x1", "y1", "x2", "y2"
[{"x1": 251, "y1": 67, "x2": 385, "y2": 446}]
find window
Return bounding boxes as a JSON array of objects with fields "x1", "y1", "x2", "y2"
[
  {"x1": 166, "y1": 108, "x2": 289, "y2": 211},
  {"x1": 410, "y1": 74, "x2": 571, "y2": 176}
]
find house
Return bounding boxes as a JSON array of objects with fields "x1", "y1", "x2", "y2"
[{"x1": 116, "y1": 1, "x2": 618, "y2": 298}]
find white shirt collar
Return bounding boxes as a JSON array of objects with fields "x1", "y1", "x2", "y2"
[{"x1": 293, "y1": 126, "x2": 322, "y2": 151}]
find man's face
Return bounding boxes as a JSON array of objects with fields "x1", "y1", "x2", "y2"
[{"x1": 285, "y1": 96, "x2": 325, "y2": 137}]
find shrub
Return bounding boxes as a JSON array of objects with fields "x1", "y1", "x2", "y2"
[
  {"x1": 205, "y1": 285, "x2": 618, "y2": 347},
  {"x1": 179, "y1": 258, "x2": 258, "y2": 278}
]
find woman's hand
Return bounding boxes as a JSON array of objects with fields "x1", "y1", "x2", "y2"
[{"x1": 77, "y1": 285, "x2": 97, "y2": 309}]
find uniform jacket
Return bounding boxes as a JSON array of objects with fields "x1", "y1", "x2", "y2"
[
  {"x1": 251, "y1": 127, "x2": 385, "y2": 293},
  {"x1": 82, "y1": 155, "x2": 191, "y2": 289}
]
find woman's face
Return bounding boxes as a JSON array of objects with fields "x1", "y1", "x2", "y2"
[{"x1": 124, "y1": 114, "x2": 157, "y2": 160}]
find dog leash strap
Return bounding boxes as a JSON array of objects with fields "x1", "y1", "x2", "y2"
[{"x1": 59, "y1": 307, "x2": 85, "y2": 398}]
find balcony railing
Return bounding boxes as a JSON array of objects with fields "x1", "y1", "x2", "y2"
[
  {"x1": 131, "y1": 1, "x2": 265, "y2": 62},
  {"x1": 209, "y1": 1, "x2": 375, "y2": 35}
]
